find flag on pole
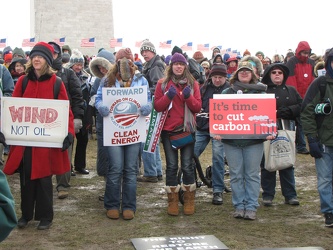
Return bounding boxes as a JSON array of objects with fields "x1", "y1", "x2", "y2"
[
  {"x1": 110, "y1": 38, "x2": 123, "y2": 48},
  {"x1": 197, "y1": 44, "x2": 209, "y2": 51},
  {"x1": 22, "y1": 37, "x2": 36, "y2": 47},
  {"x1": 159, "y1": 40, "x2": 172, "y2": 49},
  {"x1": 53, "y1": 37, "x2": 65, "y2": 46},
  {"x1": 181, "y1": 42, "x2": 193, "y2": 51},
  {"x1": 135, "y1": 40, "x2": 144, "y2": 48},
  {"x1": 0, "y1": 38, "x2": 6, "y2": 48},
  {"x1": 226, "y1": 48, "x2": 232, "y2": 52},
  {"x1": 80, "y1": 37, "x2": 95, "y2": 47}
]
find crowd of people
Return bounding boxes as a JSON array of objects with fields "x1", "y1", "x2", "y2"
[{"x1": 0, "y1": 39, "x2": 333, "y2": 242}]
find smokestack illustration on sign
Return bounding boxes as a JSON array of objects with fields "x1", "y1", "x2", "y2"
[{"x1": 249, "y1": 115, "x2": 276, "y2": 135}]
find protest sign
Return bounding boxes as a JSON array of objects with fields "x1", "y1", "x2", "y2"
[
  {"x1": 102, "y1": 86, "x2": 148, "y2": 146},
  {"x1": 209, "y1": 94, "x2": 276, "y2": 139},
  {"x1": 1, "y1": 97, "x2": 69, "y2": 147}
]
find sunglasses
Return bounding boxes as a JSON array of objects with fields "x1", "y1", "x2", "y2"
[{"x1": 271, "y1": 70, "x2": 283, "y2": 75}]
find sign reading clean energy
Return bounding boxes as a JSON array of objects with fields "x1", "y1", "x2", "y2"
[{"x1": 1, "y1": 97, "x2": 69, "y2": 148}]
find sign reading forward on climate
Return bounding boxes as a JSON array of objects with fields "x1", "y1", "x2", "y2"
[{"x1": 209, "y1": 94, "x2": 276, "y2": 139}]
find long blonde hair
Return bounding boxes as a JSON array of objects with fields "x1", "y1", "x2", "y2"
[{"x1": 25, "y1": 59, "x2": 56, "y2": 76}]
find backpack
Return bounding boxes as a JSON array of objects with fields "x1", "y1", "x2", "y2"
[{"x1": 22, "y1": 75, "x2": 62, "y2": 99}]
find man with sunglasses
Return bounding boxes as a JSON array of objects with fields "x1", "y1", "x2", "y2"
[
  {"x1": 260, "y1": 63, "x2": 302, "y2": 206},
  {"x1": 285, "y1": 41, "x2": 316, "y2": 154}
]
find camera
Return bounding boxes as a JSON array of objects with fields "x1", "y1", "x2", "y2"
[{"x1": 315, "y1": 98, "x2": 332, "y2": 115}]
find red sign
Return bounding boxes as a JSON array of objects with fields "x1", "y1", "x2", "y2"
[{"x1": 209, "y1": 94, "x2": 277, "y2": 139}]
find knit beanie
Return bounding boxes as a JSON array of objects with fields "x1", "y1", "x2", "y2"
[
  {"x1": 223, "y1": 53, "x2": 230, "y2": 63},
  {"x1": 140, "y1": 40, "x2": 156, "y2": 55},
  {"x1": 13, "y1": 47, "x2": 26, "y2": 58},
  {"x1": 243, "y1": 49, "x2": 251, "y2": 56},
  {"x1": 4, "y1": 53, "x2": 12, "y2": 63},
  {"x1": 170, "y1": 52, "x2": 187, "y2": 65},
  {"x1": 201, "y1": 61, "x2": 210, "y2": 69},
  {"x1": 115, "y1": 48, "x2": 134, "y2": 61},
  {"x1": 165, "y1": 55, "x2": 172, "y2": 65},
  {"x1": 62, "y1": 53, "x2": 70, "y2": 63},
  {"x1": 193, "y1": 51, "x2": 204, "y2": 63},
  {"x1": 209, "y1": 63, "x2": 227, "y2": 77},
  {"x1": 30, "y1": 42, "x2": 54, "y2": 66},
  {"x1": 68, "y1": 49, "x2": 84, "y2": 68},
  {"x1": 171, "y1": 46, "x2": 183, "y2": 55}
]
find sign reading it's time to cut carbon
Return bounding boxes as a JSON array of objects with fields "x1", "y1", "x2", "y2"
[{"x1": 209, "y1": 94, "x2": 277, "y2": 139}]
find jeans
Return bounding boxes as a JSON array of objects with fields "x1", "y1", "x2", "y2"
[
  {"x1": 141, "y1": 142, "x2": 163, "y2": 177},
  {"x1": 194, "y1": 130, "x2": 225, "y2": 193},
  {"x1": 96, "y1": 112, "x2": 109, "y2": 176},
  {"x1": 296, "y1": 121, "x2": 307, "y2": 151},
  {"x1": 314, "y1": 145, "x2": 333, "y2": 214},
  {"x1": 104, "y1": 143, "x2": 140, "y2": 212},
  {"x1": 161, "y1": 131, "x2": 195, "y2": 186},
  {"x1": 224, "y1": 142, "x2": 263, "y2": 211},
  {"x1": 260, "y1": 154, "x2": 297, "y2": 200}
]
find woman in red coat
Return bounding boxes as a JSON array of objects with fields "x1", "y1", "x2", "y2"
[{"x1": 3, "y1": 42, "x2": 75, "y2": 230}]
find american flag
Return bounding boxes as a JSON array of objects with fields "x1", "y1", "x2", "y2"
[
  {"x1": 226, "y1": 48, "x2": 232, "y2": 52},
  {"x1": 135, "y1": 40, "x2": 144, "y2": 48},
  {"x1": 110, "y1": 38, "x2": 123, "y2": 48},
  {"x1": 53, "y1": 37, "x2": 65, "y2": 46},
  {"x1": 197, "y1": 44, "x2": 209, "y2": 51},
  {"x1": 159, "y1": 40, "x2": 172, "y2": 49},
  {"x1": 211, "y1": 45, "x2": 222, "y2": 50},
  {"x1": 181, "y1": 42, "x2": 193, "y2": 51},
  {"x1": 0, "y1": 38, "x2": 6, "y2": 48},
  {"x1": 22, "y1": 37, "x2": 36, "y2": 47},
  {"x1": 80, "y1": 37, "x2": 95, "y2": 47}
]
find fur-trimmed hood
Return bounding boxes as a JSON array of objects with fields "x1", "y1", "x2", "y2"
[
  {"x1": 240, "y1": 55, "x2": 263, "y2": 76},
  {"x1": 89, "y1": 50, "x2": 115, "y2": 79}
]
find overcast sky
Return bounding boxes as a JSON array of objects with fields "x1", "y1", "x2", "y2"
[{"x1": 2, "y1": 0, "x2": 332, "y2": 59}]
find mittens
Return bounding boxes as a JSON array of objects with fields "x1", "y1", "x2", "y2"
[
  {"x1": 97, "y1": 105, "x2": 110, "y2": 117},
  {"x1": 74, "y1": 119, "x2": 83, "y2": 134},
  {"x1": 62, "y1": 133, "x2": 74, "y2": 152},
  {"x1": 140, "y1": 103, "x2": 152, "y2": 116},
  {"x1": 307, "y1": 136, "x2": 323, "y2": 158},
  {"x1": 277, "y1": 106, "x2": 292, "y2": 119},
  {"x1": 0, "y1": 132, "x2": 7, "y2": 147},
  {"x1": 166, "y1": 85, "x2": 177, "y2": 100},
  {"x1": 182, "y1": 86, "x2": 191, "y2": 99}
]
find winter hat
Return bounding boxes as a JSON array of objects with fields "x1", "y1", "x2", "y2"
[
  {"x1": 193, "y1": 51, "x2": 204, "y2": 63},
  {"x1": 171, "y1": 46, "x2": 183, "y2": 55},
  {"x1": 3, "y1": 46, "x2": 12, "y2": 57},
  {"x1": 13, "y1": 47, "x2": 26, "y2": 58},
  {"x1": 243, "y1": 49, "x2": 251, "y2": 56},
  {"x1": 209, "y1": 63, "x2": 227, "y2": 77},
  {"x1": 226, "y1": 57, "x2": 238, "y2": 64},
  {"x1": 115, "y1": 48, "x2": 134, "y2": 61},
  {"x1": 30, "y1": 42, "x2": 54, "y2": 66},
  {"x1": 255, "y1": 51, "x2": 265, "y2": 58},
  {"x1": 165, "y1": 55, "x2": 172, "y2": 65},
  {"x1": 4, "y1": 53, "x2": 12, "y2": 63},
  {"x1": 223, "y1": 53, "x2": 230, "y2": 63},
  {"x1": 62, "y1": 53, "x2": 70, "y2": 63},
  {"x1": 235, "y1": 61, "x2": 254, "y2": 75},
  {"x1": 170, "y1": 52, "x2": 187, "y2": 65},
  {"x1": 240, "y1": 55, "x2": 263, "y2": 76},
  {"x1": 140, "y1": 40, "x2": 156, "y2": 55},
  {"x1": 201, "y1": 61, "x2": 210, "y2": 69},
  {"x1": 48, "y1": 42, "x2": 61, "y2": 54},
  {"x1": 68, "y1": 49, "x2": 84, "y2": 68},
  {"x1": 213, "y1": 47, "x2": 220, "y2": 53}
]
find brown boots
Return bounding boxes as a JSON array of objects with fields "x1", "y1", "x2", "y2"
[
  {"x1": 165, "y1": 185, "x2": 180, "y2": 216},
  {"x1": 182, "y1": 183, "x2": 196, "y2": 215},
  {"x1": 165, "y1": 183, "x2": 196, "y2": 216}
]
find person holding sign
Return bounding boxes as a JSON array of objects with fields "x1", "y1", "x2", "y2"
[
  {"x1": 95, "y1": 48, "x2": 151, "y2": 220},
  {"x1": 222, "y1": 61, "x2": 268, "y2": 220},
  {"x1": 2, "y1": 42, "x2": 75, "y2": 230},
  {"x1": 260, "y1": 63, "x2": 302, "y2": 207},
  {"x1": 154, "y1": 53, "x2": 201, "y2": 216},
  {"x1": 194, "y1": 63, "x2": 230, "y2": 205}
]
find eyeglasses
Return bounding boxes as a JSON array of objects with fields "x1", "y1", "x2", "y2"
[
  {"x1": 203, "y1": 67, "x2": 209, "y2": 70},
  {"x1": 271, "y1": 70, "x2": 283, "y2": 75}
]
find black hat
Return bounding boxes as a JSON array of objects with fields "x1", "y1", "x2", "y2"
[
  {"x1": 48, "y1": 41, "x2": 61, "y2": 54},
  {"x1": 171, "y1": 46, "x2": 183, "y2": 55},
  {"x1": 30, "y1": 42, "x2": 54, "y2": 66},
  {"x1": 209, "y1": 63, "x2": 227, "y2": 77}
]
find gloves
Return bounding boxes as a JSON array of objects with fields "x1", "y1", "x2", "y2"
[
  {"x1": 140, "y1": 103, "x2": 152, "y2": 116},
  {"x1": 0, "y1": 132, "x2": 7, "y2": 147},
  {"x1": 166, "y1": 85, "x2": 177, "y2": 100},
  {"x1": 74, "y1": 119, "x2": 83, "y2": 134},
  {"x1": 277, "y1": 106, "x2": 293, "y2": 119},
  {"x1": 307, "y1": 136, "x2": 323, "y2": 158},
  {"x1": 182, "y1": 86, "x2": 191, "y2": 99},
  {"x1": 62, "y1": 133, "x2": 74, "y2": 152},
  {"x1": 97, "y1": 105, "x2": 110, "y2": 117}
]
